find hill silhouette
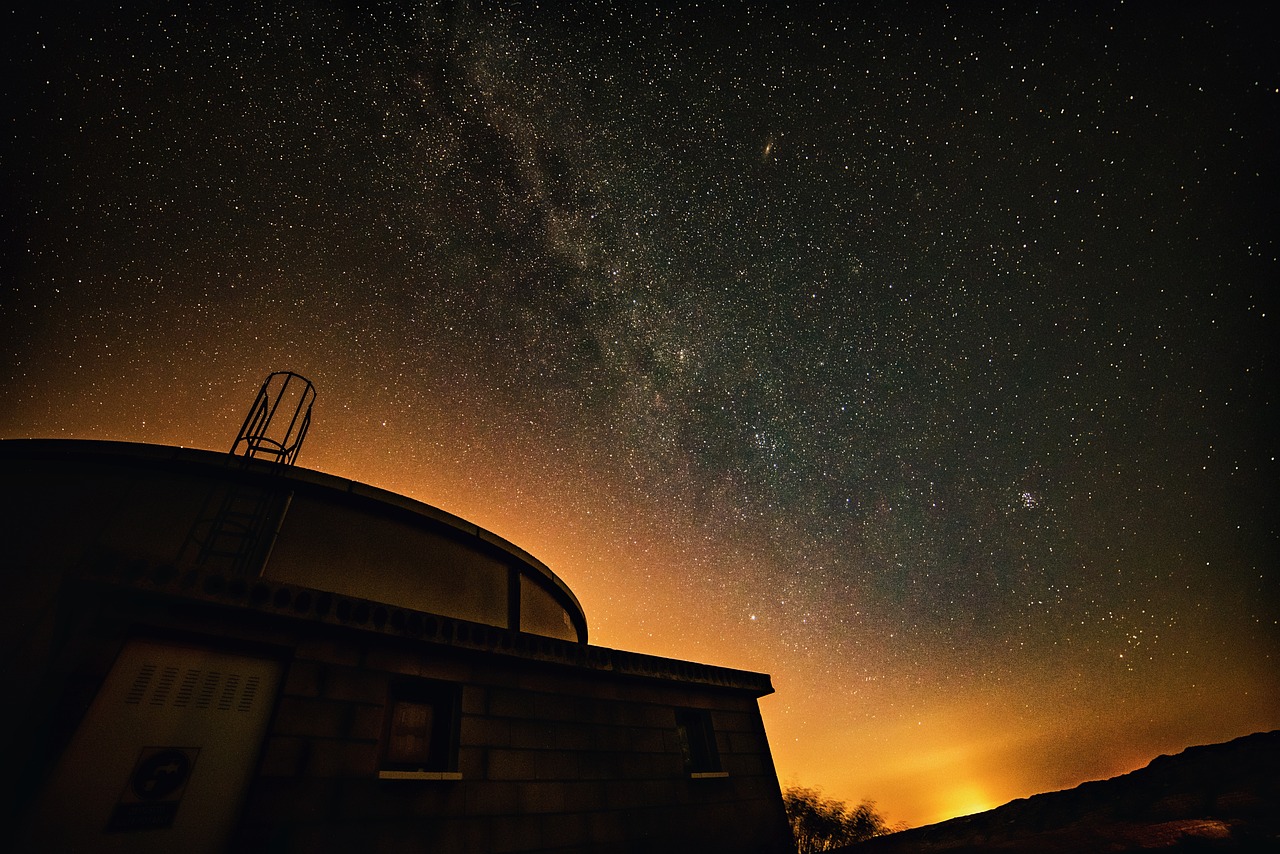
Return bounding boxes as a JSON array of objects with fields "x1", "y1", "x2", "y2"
[{"x1": 839, "y1": 730, "x2": 1279, "y2": 853}]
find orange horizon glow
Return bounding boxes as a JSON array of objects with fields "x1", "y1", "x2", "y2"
[
  {"x1": 27, "y1": 404, "x2": 1263, "y2": 831},
  {"x1": 5, "y1": 384, "x2": 1279, "y2": 830},
  {"x1": 6, "y1": 1, "x2": 1277, "y2": 835}
]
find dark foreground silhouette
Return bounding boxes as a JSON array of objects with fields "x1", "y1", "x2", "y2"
[{"x1": 837, "y1": 730, "x2": 1279, "y2": 853}]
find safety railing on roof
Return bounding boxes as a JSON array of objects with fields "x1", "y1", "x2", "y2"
[{"x1": 230, "y1": 371, "x2": 315, "y2": 466}]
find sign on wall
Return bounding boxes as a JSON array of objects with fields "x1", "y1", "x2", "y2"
[{"x1": 21, "y1": 640, "x2": 282, "y2": 853}]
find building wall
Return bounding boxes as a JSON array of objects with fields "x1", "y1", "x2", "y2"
[
  {"x1": 3, "y1": 440, "x2": 793, "y2": 853},
  {"x1": 239, "y1": 625, "x2": 789, "y2": 853},
  {"x1": 13, "y1": 573, "x2": 791, "y2": 854}
]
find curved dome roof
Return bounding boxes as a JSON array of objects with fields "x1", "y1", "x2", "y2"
[{"x1": 1, "y1": 439, "x2": 586, "y2": 644}]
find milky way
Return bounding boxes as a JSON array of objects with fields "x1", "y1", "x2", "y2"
[{"x1": 4, "y1": 1, "x2": 1276, "y2": 826}]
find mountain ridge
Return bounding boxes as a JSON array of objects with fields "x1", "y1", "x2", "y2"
[{"x1": 840, "y1": 730, "x2": 1279, "y2": 853}]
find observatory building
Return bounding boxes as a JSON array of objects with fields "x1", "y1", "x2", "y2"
[{"x1": 3, "y1": 374, "x2": 792, "y2": 853}]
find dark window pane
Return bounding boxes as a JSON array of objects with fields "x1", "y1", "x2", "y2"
[
  {"x1": 386, "y1": 700, "x2": 434, "y2": 765},
  {"x1": 674, "y1": 708, "x2": 721, "y2": 773},
  {"x1": 381, "y1": 680, "x2": 460, "y2": 773}
]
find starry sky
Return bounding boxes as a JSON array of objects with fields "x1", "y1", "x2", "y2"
[{"x1": 3, "y1": 0, "x2": 1277, "y2": 828}]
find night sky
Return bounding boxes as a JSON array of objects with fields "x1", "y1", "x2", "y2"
[{"x1": 4, "y1": 1, "x2": 1277, "y2": 828}]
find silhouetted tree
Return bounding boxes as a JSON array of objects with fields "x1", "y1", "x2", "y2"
[{"x1": 784, "y1": 786, "x2": 893, "y2": 853}]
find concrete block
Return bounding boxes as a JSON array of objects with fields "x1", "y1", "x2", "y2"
[
  {"x1": 518, "y1": 780, "x2": 567, "y2": 813},
  {"x1": 587, "y1": 809, "x2": 627, "y2": 843},
  {"x1": 357, "y1": 817, "x2": 470, "y2": 853},
  {"x1": 409, "y1": 781, "x2": 469, "y2": 815},
  {"x1": 621, "y1": 803, "x2": 666, "y2": 837},
  {"x1": 489, "y1": 814, "x2": 542, "y2": 853},
  {"x1": 258, "y1": 735, "x2": 310, "y2": 777},
  {"x1": 479, "y1": 661, "x2": 523, "y2": 689},
  {"x1": 271, "y1": 696, "x2": 350, "y2": 739},
  {"x1": 575, "y1": 751, "x2": 621, "y2": 781},
  {"x1": 592, "y1": 680, "x2": 626, "y2": 702},
  {"x1": 622, "y1": 751, "x2": 679, "y2": 780},
  {"x1": 462, "y1": 818, "x2": 491, "y2": 852},
  {"x1": 349, "y1": 702, "x2": 386, "y2": 740},
  {"x1": 616, "y1": 702, "x2": 656, "y2": 728},
  {"x1": 629, "y1": 704, "x2": 676, "y2": 728},
  {"x1": 727, "y1": 730, "x2": 766, "y2": 755},
  {"x1": 465, "y1": 780, "x2": 518, "y2": 815},
  {"x1": 516, "y1": 666, "x2": 574, "y2": 695},
  {"x1": 348, "y1": 780, "x2": 412, "y2": 819},
  {"x1": 488, "y1": 748, "x2": 537, "y2": 780},
  {"x1": 240, "y1": 776, "x2": 337, "y2": 823},
  {"x1": 729, "y1": 775, "x2": 777, "y2": 801},
  {"x1": 712, "y1": 710, "x2": 757, "y2": 733},
  {"x1": 294, "y1": 636, "x2": 363, "y2": 667},
  {"x1": 624, "y1": 726, "x2": 667, "y2": 754},
  {"x1": 562, "y1": 780, "x2": 607, "y2": 812},
  {"x1": 458, "y1": 745, "x2": 487, "y2": 779},
  {"x1": 722, "y1": 753, "x2": 763, "y2": 776},
  {"x1": 282, "y1": 821, "x2": 370, "y2": 854},
  {"x1": 362, "y1": 644, "x2": 477, "y2": 682},
  {"x1": 555, "y1": 721, "x2": 595, "y2": 751},
  {"x1": 555, "y1": 699, "x2": 594, "y2": 726},
  {"x1": 360, "y1": 646, "x2": 420, "y2": 676},
  {"x1": 462, "y1": 715, "x2": 511, "y2": 747},
  {"x1": 586, "y1": 696, "x2": 622, "y2": 727},
  {"x1": 282, "y1": 659, "x2": 324, "y2": 697},
  {"x1": 331, "y1": 778, "x2": 430, "y2": 819},
  {"x1": 605, "y1": 780, "x2": 639, "y2": 809},
  {"x1": 636, "y1": 779, "x2": 671, "y2": 807},
  {"x1": 685, "y1": 775, "x2": 736, "y2": 806},
  {"x1": 541, "y1": 811, "x2": 589, "y2": 847},
  {"x1": 414, "y1": 655, "x2": 476, "y2": 683},
  {"x1": 537, "y1": 691, "x2": 603, "y2": 724},
  {"x1": 323, "y1": 665, "x2": 386, "y2": 703},
  {"x1": 536, "y1": 750, "x2": 579, "y2": 781},
  {"x1": 305, "y1": 738, "x2": 379, "y2": 777},
  {"x1": 488, "y1": 688, "x2": 535, "y2": 719},
  {"x1": 594, "y1": 727, "x2": 634, "y2": 752},
  {"x1": 461, "y1": 684, "x2": 487, "y2": 714},
  {"x1": 509, "y1": 719, "x2": 557, "y2": 750}
]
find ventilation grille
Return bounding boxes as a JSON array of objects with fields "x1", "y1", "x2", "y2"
[{"x1": 124, "y1": 663, "x2": 263, "y2": 712}]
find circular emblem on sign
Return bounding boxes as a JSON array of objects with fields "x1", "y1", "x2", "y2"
[{"x1": 130, "y1": 749, "x2": 192, "y2": 801}]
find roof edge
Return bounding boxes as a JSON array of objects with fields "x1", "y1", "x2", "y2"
[
  {"x1": 0, "y1": 437, "x2": 584, "y2": 628},
  {"x1": 70, "y1": 559, "x2": 775, "y2": 697}
]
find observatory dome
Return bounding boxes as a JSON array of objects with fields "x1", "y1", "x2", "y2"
[{"x1": 3, "y1": 439, "x2": 586, "y2": 644}]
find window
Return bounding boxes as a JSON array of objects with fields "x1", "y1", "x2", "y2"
[
  {"x1": 378, "y1": 679, "x2": 461, "y2": 780},
  {"x1": 674, "y1": 708, "x2": 724, "y2": 776}
]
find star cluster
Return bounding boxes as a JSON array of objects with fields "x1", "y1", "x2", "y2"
[{"x1": 4, "y1": 1, "x2": 1276, "y2": 826}]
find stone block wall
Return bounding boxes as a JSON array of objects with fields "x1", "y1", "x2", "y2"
[
  {"x1": 233, "y1": 624, "x2": 791, "y2": 853},
  {"x1": 5, "y1": 441, "x2": 792, "y2": 853}
]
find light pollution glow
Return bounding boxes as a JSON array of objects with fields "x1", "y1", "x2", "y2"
[
  {"x1": 13, "y1": 392, "x2": 1273, "y2": 828},
  {"x1": 4, "y1": 0, "x2": 1278, "y2": 830}
]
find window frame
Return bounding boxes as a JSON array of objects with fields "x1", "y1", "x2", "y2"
[
  {"x1": 674, "y1": 707, "x2": 725, "y2": 777},
  {"x1": 377, "y1": 677, "x2": 462, "y2": 780}
]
